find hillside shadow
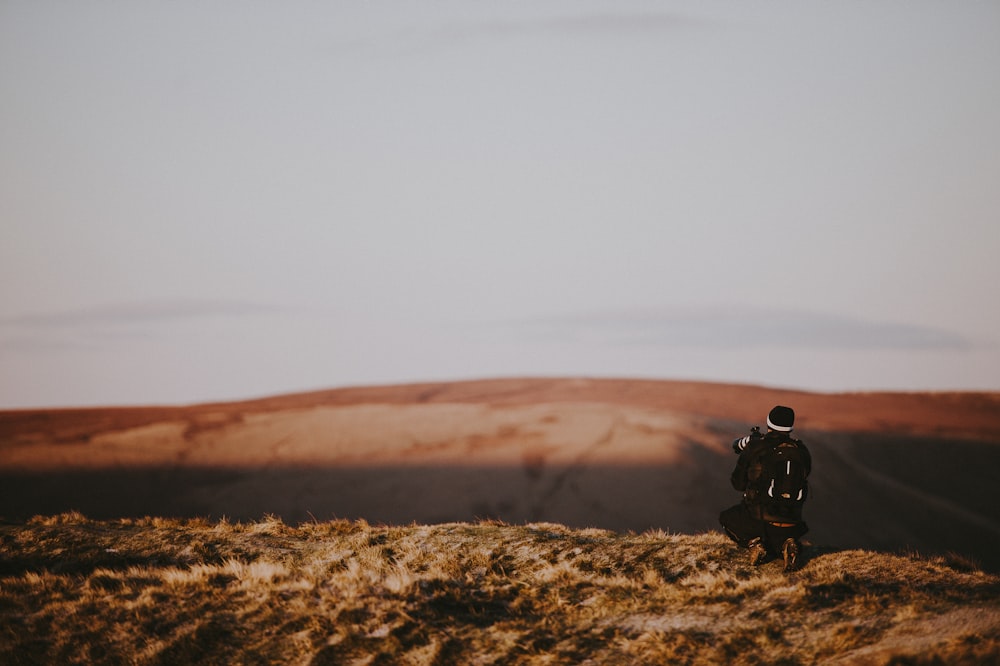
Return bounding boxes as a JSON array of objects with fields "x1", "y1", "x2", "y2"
[
  {"x1": 2, "y1": 458, "x2": 999, "y2": 573},
  {"x1": 803, "y1": 431, "x2": 1000, "y2": 573},
  {"x1": 0, "y1": 461, "x2": 733, "y2": 534}
]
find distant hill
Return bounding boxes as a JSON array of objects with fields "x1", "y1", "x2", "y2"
[
  {"x1": 1, "y1": 515, "x2": 997, "y2": 664},
  {"x1": 2, "y1": 378, "x2": 999, "y2": 570}
]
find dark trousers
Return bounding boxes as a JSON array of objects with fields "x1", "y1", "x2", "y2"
[{"x1": 719, "y1": 503, "x2": 808, "y2": 555}]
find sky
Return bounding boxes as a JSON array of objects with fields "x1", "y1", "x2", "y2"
[{"x1": 2, "y1": 1, "x2": 999, "y2": 408}]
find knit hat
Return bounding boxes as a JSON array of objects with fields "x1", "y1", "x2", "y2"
[{"x1": 767, "y1": 405, "x2": 795, "y2": 432}]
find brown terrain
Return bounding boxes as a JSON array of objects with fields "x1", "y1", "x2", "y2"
[{"x1": 2, "y1": 377, "x2": 999, "y2": 570}]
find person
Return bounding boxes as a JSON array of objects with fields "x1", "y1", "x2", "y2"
[{"x1": 719, "y1": 405, "x2": 811, "y2": 571}]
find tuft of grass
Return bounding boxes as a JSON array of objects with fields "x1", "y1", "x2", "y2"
[{"x1": 1, "y1": 514, "x2": 998, "y2": 664}]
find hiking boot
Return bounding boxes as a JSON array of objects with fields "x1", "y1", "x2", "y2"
[
  {"x1": 748, "y1": 537, "x2": 767, "y2": 566},
  {"x1": 782, "y1": 538, "x2": 800, "y2": 572}
]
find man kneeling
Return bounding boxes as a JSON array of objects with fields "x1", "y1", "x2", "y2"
[{"x1": 720, "y1": 405, "x2": 811, "y2": 572}]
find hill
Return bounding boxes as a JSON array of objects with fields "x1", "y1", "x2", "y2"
[
  {"x1": 2, "y1": 378, "x2": 999, "y2": 569},
  {"x1": 1, "y1": 514, "x2": 998, "y2": 664}
]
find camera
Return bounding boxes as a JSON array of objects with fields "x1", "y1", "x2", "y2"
[{"x1": 732, "y1": 425, "x2": 762, "y2": 454}]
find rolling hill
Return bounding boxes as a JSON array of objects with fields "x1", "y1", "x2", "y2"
[{"x1": 2, "y1": 378, "x2": 999, "y2": 570}]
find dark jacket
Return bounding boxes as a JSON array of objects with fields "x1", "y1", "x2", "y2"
[{"x1": 731, "y1": 430, "x2": 811, "y2": 521}]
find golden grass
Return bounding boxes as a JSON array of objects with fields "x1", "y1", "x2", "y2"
[{"x1": 1, "y1": 514, "x2": 998, "y2": 665}]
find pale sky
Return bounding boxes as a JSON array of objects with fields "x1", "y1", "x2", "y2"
[{"x1": 2, "y1": 1, "x2": 999, "y2": 408}]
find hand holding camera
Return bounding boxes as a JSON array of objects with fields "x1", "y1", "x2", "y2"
[{"x1": 732, "y1": 425, "x2": 762, "y2": 454}]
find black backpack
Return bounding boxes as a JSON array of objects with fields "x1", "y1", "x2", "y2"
[{"x1": 755, "y1": 440, "x2": 808, "y2": 522}]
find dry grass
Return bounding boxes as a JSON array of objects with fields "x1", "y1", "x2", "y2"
[{"x1": 2, "y1": 513, "x2": 998, "y2": 665}]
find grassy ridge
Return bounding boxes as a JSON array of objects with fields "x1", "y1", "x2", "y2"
[{"x1": 2, "y1": 514, "x2": 998, "y2": 665}]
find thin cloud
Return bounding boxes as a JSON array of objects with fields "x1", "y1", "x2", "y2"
[
  {"x1": 0, "y1": 300, "x2": 286, "y2": 355},
  {"x1": 475, "y1": 12, "x2": 709, "y2": 39},
  {"x1": 0, "y1": 300, "x2": 283, "y2": 329},
  {"x1": 514, "y1": 307, "x2": 970, "y2": 351},
  {"x1": 398, "y1": 10, "x2": 712, "y2": 56}
]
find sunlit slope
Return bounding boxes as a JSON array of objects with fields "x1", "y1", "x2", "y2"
[{"x1": 2, "y1": 378, "x2": 998, "y2": 568}]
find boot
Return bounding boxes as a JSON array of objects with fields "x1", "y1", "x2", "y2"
[
  {"x1": 782, "y1": 538, "x2": 800, "y2": 572},
  {"x1": 748, "y1": 537, "x2": 767, "y2": 566}
]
